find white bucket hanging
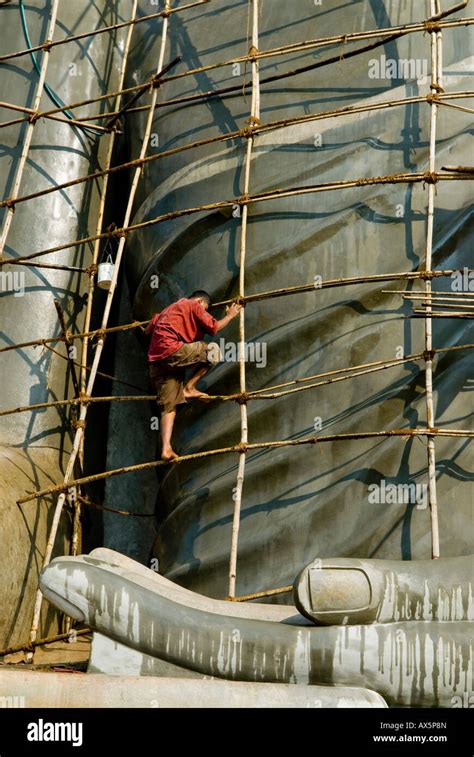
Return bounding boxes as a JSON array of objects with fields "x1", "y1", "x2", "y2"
[{"x1": 97, "y1": 254, "x2": 114, "y2": 290}]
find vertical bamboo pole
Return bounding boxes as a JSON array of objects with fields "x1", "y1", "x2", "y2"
[
  {"x1": 228, "y1": 0, "x2": 260, "y2": 598},
  {"x1": 63, "y1": 0, "x2": 139, "y2": 637},
  {"x1": 26, "y1": 0, "x2": 173, "y2": 659},
  {"x1": 0, "y1": 0, "x2": 60, "y2": 256},
  {"x1": 424, "y1": 0, "x2": 442, "y2": 559},
  {"x1": 79, "y1": 0, "x2": 139, "y2": 398}
]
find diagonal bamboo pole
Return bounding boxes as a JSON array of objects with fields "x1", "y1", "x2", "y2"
[
  {"x1": 25, "y1": 0, "x2": 175, "y2": 661},
  {"x1": 0, "y1": 0, "x2": 60, "y2": 258}
]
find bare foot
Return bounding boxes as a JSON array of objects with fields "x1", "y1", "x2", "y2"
[
  {"x1": 161, "y1": 447, "x2": 178, "y2": 461},
  {"x1": 183, "y1": 387, "x2": 210, "y2": 401}
]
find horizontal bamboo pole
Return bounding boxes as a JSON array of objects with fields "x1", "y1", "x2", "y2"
[
  {"x1": 0, "y1": 394, "x2": 156, "y2": 418},
  {"x1": 412, "y1": 310, "x2": 474, "y2": 317},
  {"x1": 0, "y1": 320, "x2": 148, "y2": 355},
  {"x1": 2, "y1": 340, "x2": 473, "y2": 417},
  {"x1": 0, "y1": 628, "x2": 91, "y2": 658},
  {"x1": 2, "y1": 259, "x2": 89, "y2": 273},
  {"x1": 214, "y1": 269, "x2": 471, "y2": 307},
  {"x1": 403, "y1": 293, "x2": 474, "y2": 301},
  {"x1": 417, "y1": 302, "x2": 474, "y2": 311},
  {"x1": 2, "y1": 89, "x2": 472, "y2": 211},
  {"x1": 17, "y1": 427, "x2": 474, "y2": 505},
  {"x1": 2, "y1": 269, "x2": 472, "y2": 356},
  {"x1": 1, "y1": 171, "x2": 471, "y2": 267},
  {"x1": 226, "y1": 585, "x2": 293, "y2": 602},
  {"x1": 386, "y1": 289, "x2": 474, "y2": 297},
  {"x1": 442, "y1": 165, "x2": 474, "y2": 172}
]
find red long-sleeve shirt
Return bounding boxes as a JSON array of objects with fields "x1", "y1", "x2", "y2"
[{"x1": 147, "y1": 298, "x2": 218, "y2": 362}]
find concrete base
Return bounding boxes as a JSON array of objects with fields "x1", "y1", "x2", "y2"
[{"x1": 0, "y1": 670, "x2": 387, "y2": 708}]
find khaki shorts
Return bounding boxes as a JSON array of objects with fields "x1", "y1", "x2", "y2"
[{"x1": 149, "y1": 341, "x2": 221, "y2": 413}]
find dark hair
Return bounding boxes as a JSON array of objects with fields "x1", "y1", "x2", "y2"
[{"x1": 189, "y1": 290, "x2": 211, "y2": 306}]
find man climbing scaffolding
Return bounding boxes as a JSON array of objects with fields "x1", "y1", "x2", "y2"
[{"x1": 147, "y1": 291, "x2": 242, "y2": 460}]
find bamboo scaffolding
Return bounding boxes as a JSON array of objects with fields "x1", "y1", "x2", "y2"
[
  {"x1": 1, "y1": 0, "x2": 471, "y2": 620},
  {"x1": 0, "y1": 0, "x2": 60, "y2": 258},
  {"x1": 242, "y1": 342, "x2": 474, "y2": 398},
  {"x1": 424, "y1": 0, "x2": 441, "y2": 559},
  {"x1": 52, "y1": 303, "x2": 85, "y2": 628},
  {"x1": 88, "y1": 10, "x2": 474, "y2": 118},
  {"x1": 157, "y1": 2, "x2": 470, "y2": 85},
  {"x1": 133, "y1": 18, "x2": 474, "y2": 114},
  {"x1": 0, "y1": 0, "x2": 209, "y2": 63},
  {"x1": 1, "y1": 89, "x2": 472, "y2": 212},
  {"x1": 25, "y1": 0, "x2": 175, "y2": 661},
  {"x1": 0, "y1": 52, "x2": 179, "y2": 135},
  {"x1": 2, "y1": 341, "x2": 473, "y2": 418},
  {"x1": 0, "y1": 9, "x2": 465, "y2": 123},
  {"x1": 1, "y1": 11, "x2": 471, "y2": 132},
  {"x1": 17, "y1": 427, "x2": 474, "y2": 506},
  {"x1": 104, "y1": 55, "x2": 181, "y2": 131},
  {"x1": 1, "y1": 170, "x2": 471, "y2": 268},
  {"x1": 228, "y1": 0, "x2": 260, "y2": 598}
]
